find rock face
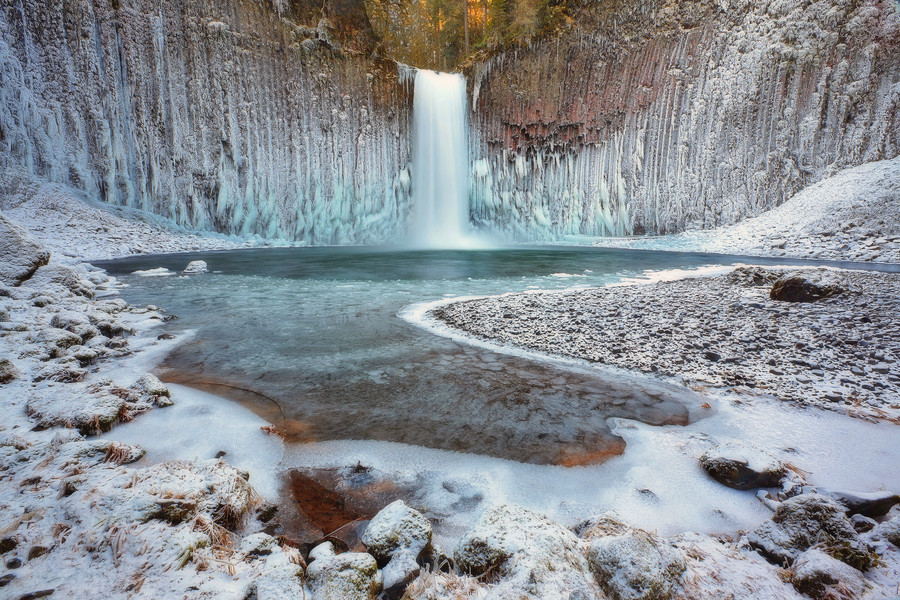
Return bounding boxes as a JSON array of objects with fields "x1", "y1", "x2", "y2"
[
  {"x1": 587, "y1": 532, "x2": 686, "y2": 600},
  {"x1": 469, "y1": 0, "x2": 900, "y2": 239},
  {"x1": 0, "y1": 214, "x2": 50, "y2": 286},
  {"x1": 453, "y1": 504, "x2": 603, "y2": 600},
  {"x1": 0, "y1": 0, "x2": 412, "y2": 245},
  {"x1": 770, "y1": 273, "x2": 846, "y2": 303},
  {"x1": 699, "y1": 442, "x2": 786, "y2": 490},
  {"x1": 747, "y1": 494, "x2": 875, "y2": 570}
]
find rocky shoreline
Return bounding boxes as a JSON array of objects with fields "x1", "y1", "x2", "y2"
[
  {"x1": 3, "y1": 191, "x2": 900, "y2": 598},
  {"x1": 433, "y1": 266, "x2": 900, "y2": 423}
]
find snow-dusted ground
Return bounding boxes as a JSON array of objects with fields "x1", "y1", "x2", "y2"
[
  {"x1": 3, "y1": 159, "x2": 900, "y2": 598},
  {"x1": 0, "y1": 178, "x2": 265, "y2": 261},
  {"x1": 590, "y1": 157, "x2": 900, "y2": 264}
]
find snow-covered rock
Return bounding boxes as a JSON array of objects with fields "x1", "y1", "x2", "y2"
[
  {"x1": 181, "y1": 260, "x2": 208, "y2": 275},
  {"x1": 0, "y1": 358, "x2": 20, "y2": 383},
  {"x1": 306, "y1": 542, "x2": 381, "y2": 600},
  {"x1": 699, "y1": 442, "x2": 786, "y2": 490},
  {"x1": 872, "y1": 515, "x2": 900, "y2": 547},
  {"x1": 0, "y1": 213, "x2": 50, "y2": 286},
  {"x1": 791, "y1": 549, "x2": 869, "y2": 599},
  {"x1": 748, "y1": 494, "x2": 875, "y2": 569},
  {"x1": 362, "y1": 500, "x2": 432, "y2": 596},
  {"x1": 25, "y1": 388, "x2": 125, "y2": 434},
  {"x1": 22, "y1": 264, "x2": 96, "y2": 298},
  {"x1": 453, "y1": 504, "x2": 602, "y2": 599},
  {"x1": 587, "y1": 531, "x2": 686, "y2": 600},
  {"x1": 247, "y1": 563, "x2": 305, "y2": 600}
]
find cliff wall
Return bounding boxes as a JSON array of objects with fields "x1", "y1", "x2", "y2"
[
  {"x1": 0, "y1": 0, "x2": 412, "y2": 244},
  {"x1": 469, "y1": 0, "x2": 900, "y2": 238}
]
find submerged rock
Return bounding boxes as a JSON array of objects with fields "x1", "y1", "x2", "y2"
[
  {"x1": 587, "y1": 531, "x2": 686, "y2": 600},
  {"x1": 454, "y1": 504, "x2": 602, "y2": 600},
  {"x1": 699, "y1": 442, "x2": 786, "y2": 490},
  {"x1": 0, "y1": 214, "x2": 50, "y2": 286},
  {"x1": 747, "y1": 494, "x2": 875, "y2": 570},
  {"x1": 791, "y1": 549, "x2": 868, "y2": 600},
  {"x1": 770, "y1": 273, "x2": 845, "y2": 303},
  {"x1": 306, "y1": 542, "x2": 381, "y2": 600}
]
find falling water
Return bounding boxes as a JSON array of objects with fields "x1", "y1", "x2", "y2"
[{"x1": 410, "y1": 70, "x2": 472, "y2": 248}]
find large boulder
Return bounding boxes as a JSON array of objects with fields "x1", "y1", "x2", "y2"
[
  {"x1": 791, "y1": 549, "x2": 869, "y2": 600},
  {"x1": 453, "y1": 504, "x2": 602, "y2": 600},
  {"x1": 586, "y1": 531, "x2": 686, "y2": 600},
  {"x1": 306, "y1": 542, "x2": 381, "y2": 600},
  {"x1": 770, "y1": 272, "x2": 845, "y2": 303},
  {"x1": 699, "y1": 442, "x2": 786, "y2": 490},
  {"x1": 22, "y1": 264, "x2": 95, "y2": 298},
  {"x1": 361, "y1": 500, "x2": 432, "y2": 597},
  {"x1": 0, "y1": 213, "x2": 50, "y2": 286},
  {"x1": 747, "y1": 494, "x2": 875, "y2": 570}
]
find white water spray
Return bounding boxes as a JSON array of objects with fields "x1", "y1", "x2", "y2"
[{"x1": 410, "y1": 70, "x2": 475, "y2": 248}]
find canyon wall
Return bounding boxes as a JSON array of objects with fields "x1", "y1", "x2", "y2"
[
  {"x1": 469, "y1": 0, "x2": 900, "y2": 239},
  {"x1": 0, "y1": 0, "x2": 412, "y2": 244}
]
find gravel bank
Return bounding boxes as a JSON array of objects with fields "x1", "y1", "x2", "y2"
[{"x1": 433, "y1": 267, "x2": 900, "y2": 422}]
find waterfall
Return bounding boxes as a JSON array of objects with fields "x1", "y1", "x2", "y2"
[{"x1": 410, "y1": 70, "x2": 473, "y2": 248}]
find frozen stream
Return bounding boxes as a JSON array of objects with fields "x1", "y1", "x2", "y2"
[{"x1": 100, "y1": 246, "x2": 900, "y2": 542}]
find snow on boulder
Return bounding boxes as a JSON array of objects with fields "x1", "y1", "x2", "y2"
[
  {"x1": 25, "y1": 388, "x2": 126, "y2": 434},
  {"x1": 306, "y1": 541, "x2": 381, "y2": 600},
  {"x1": 808, "y1": 488, "x2": 900, "y2": 518},
  {"x1": 246, "y1": 563, "x2": 305, "y2": 600},
  {"x1": 131, "y1": 373, "x2": 172, "y2": 403},
  {"x1": 699, "y1": 442, "x2": 786, "y2": 490},
  {"x1": 182, "y1": 260, "x2": 209, "y2": 274},
  {"x1": 241, "y1": 532, "x2": 279, "y2": 557},
  {"x1": 791, "y1": 549, "x2": 869, "y2": 600},
  {"x1": 587, "y1": 530, "x2": 686, "y2": 600},
  {"x1": 0, "y1": 213, "x2": 50, "y2": 286},
  {"x1": 872, "y1": 515, "x2": 900, "y2": 547},
  {"x1": 453, "y1": 504, "x2": 603, "y2": 600},
  {"x1": 22, "y1": 264, "x2": 96, "y2": 298},
  {"x1": 747, "y1": 494, "x2": 876, "y2": 570},
  {"x1": 362, "y1": 500, "x2": 432, "y2": 597}
]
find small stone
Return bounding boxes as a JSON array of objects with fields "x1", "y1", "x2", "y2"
[
  {"x1": 27, "y1": 546, "x2": 48, "y2": 560},
  {"x1": 0, "y1": 573, "x2": 14, "y2": 586},
  {"x1": 0, "y1": 358, "x2": 20, "y2": 384},
  {"x1": 241, "y1": 533, "x2": 278, "y2": 557},
  {"x1": 182, "y1": 260, "x2": 209, "y2": 274},
  {"x1": 850, "y1": 514, "x2": 876, "y2": 533},
  {"x1": 0, "y1": 537, "x2": 17, "y2": 554},
  {"x1": 5, "y1": 556, "x2": 22, "y2": 569}
]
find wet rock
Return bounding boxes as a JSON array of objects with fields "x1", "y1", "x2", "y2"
[
  {"x1": 454, "y1": 504, "x2": 602, "y2": 599},
  {"x1": 791, "y1": 549, "x2": 868, "y2": 600},
  {"x1": 587, "y1": 531, "x2": 686, "y2": 600},
  {"x1": 306, "y1": 542, "x2": 381, "y2": 600},
  {"x1": 747, "y1": 494, "x2": 875, "y2": 570},
  {"x1": 770, "y1": 273, "x2": 845, "y2": 303},
  {"x1": 0, "y1": 358, "x2": 20, "y2": 383},
  {"x1": 0, "y1": 213, "x2": 50, "y2": 286},
  {"x1": 699, "y1": 442, "x2": 786, "y2": 490},
  {"x1": 182, "y1": 260, "x2": 208, "y2": 274}
]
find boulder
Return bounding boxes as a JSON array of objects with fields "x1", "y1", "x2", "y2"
[
  {"x1": 25, "y1": 389, "x2": 125, "y2": 434},
  {"x1": 131, "y1": 373, "x2": 172, "y2": 405},
  {"x1": 246, "y1": 564, "x2": 304, "y2": 600},
  {"x1": 872, "y1": 515, "x2": 900, "y2": 547},
  {"x1": 813, "y1": 488, "x2": 900, "y2": 518},
  {"x1": 587, "y1": 531, "x2": 686, "y2": 600},
  {"x1": 699, "y1": 442, "x2": 786, "y2": 490},
  {"x1": 0, "y1": 358, "x2": 20, "y2": 384},
  {"x1": 747, "y1": 494, "x2": 875, "y2": 570},
  {"x1": 182, "y1": 260, "x2": 208, "y2": 274},
  {"x1": 454, "y1": 504, "x2": 603, "y2": 600},
  {"x1": 791, "y1": 549, "x2": 868, "y2": 600},
  {"x1": 361, "y1": 500, "x2": 432, "y2": 597},
  {"x1": 770, "y1": 272, "x2": 845, "y2": 303},
  {"x1": 0, "y1": 213, "x2": 50, "y2": 286},
  {"x1": 22, "y1": 264, "x2": 95, "y2": 298},
  {"x1": 306, "y1": 542, "x2": 381, "y2": 600}
]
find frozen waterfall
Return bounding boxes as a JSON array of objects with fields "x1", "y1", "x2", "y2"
[{"x1": 409, "y1": 70, "x2": 474, "y2": 248}]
